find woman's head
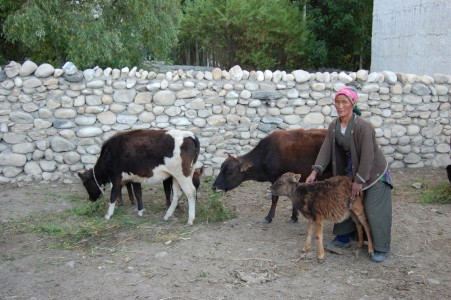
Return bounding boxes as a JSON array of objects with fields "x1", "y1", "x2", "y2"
[
  {"x1": 335, "y1": 87, "x2": 358, "y2": 106},
  {"x1": 334, "y1": 87, "x2": 358, "y2": 119}
]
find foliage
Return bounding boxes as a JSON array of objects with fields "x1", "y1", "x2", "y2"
[
  {"x1": 418, "y1": 182, "x2": 451, "y2": 205},
  {"x1": 1, "y1": 0, "x2": 182, "y2": 68},
  {"x1": 177, "y1": 0, "x2": 311, "y2": 71},
  {"x1": 196, "y1": 191, "x2": 236, "y2": 223},
  {"x1": 0, "y1": 0, "x2": 25, "y2": 64},
  {"x1": 305, "y1": 0, "x2": 373, "y2": 70}
]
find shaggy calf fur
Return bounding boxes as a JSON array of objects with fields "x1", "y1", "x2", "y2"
[{"x1": 270, "y1": 172, "x2": 373, "y2": 261}]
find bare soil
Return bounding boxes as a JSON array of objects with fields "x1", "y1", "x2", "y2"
[{"x1": 1, "y1": 167, "x2": 450, "y2": 300}]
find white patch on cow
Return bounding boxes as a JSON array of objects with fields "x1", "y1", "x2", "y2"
[
  {"x1": 105, "y1": 202, "x2": 116, "y2": 220},
  {"x1": 138, "y1": 209, "x2": 144, "y2": 217},
  {"x1": 121, "y1": 164, "x2": 170, "y2": 185}
]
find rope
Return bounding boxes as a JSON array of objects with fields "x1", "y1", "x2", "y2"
[{"x1": 92, "y1": 167, "x2": 105, "y2": 196}]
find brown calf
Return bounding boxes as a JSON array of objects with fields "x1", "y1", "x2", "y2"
[{"x1": 270, "y1": 172, "x2": 373, "y2": 261}]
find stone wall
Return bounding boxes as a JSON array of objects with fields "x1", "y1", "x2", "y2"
[{"x1": 0, "y1": 61, "x2": 450, "y2": 183}]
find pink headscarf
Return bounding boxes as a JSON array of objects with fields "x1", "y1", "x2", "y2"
[{"x1": 335, "y1": 87, "x2": 358, "y2": 106}]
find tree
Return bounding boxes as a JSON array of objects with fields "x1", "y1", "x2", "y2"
[
  {"x1": 0, "y1": 0, "x2": 25, "y2": 64},
  {"x1": 176, "y1": 0, "x2": 312, "y2": 71},
  {"x1": 1, "y1": 0, "x2": 182, "y2": 69},
  {"x1": 305, "y1": 0, "x2": 373, "y2": 71}
]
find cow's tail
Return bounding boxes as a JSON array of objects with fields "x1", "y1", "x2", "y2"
[
  {"x1": 191, "y1": 135, "x2": 201, "y2": 201},
  {"x1": 191, "y1": 135, "x2": 201, "y2": 165}
]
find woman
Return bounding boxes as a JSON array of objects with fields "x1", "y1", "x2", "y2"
[{"x1": 305, "y1": 86, "x2": 393, "y2": 263}]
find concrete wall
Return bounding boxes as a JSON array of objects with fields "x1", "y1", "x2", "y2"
[
  {"x1": 371, "y1": 0, "x2": 451, "y2": 75},
  {"x1": 0, "y1": 61, "x2": 450, "y2": 183}
]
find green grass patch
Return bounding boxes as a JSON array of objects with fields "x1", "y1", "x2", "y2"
[
  {"x1": 3, "y1": 177, "x2": 235, "y2": 252},
  {"x1": 196, "y1": 191, "x2": 236, "y2": 223},
  {"x1": 418, "y1": 182, "x2": 451, "y2": 204}
]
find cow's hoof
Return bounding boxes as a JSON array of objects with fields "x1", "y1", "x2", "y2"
[
  {"x1": 104, "y1": 215, "x2": 111, "y2": 220},
  {"x1": 137, "y1": 210, "x2": 144, "y2": 217},
  {"x1": 288, "y1": 218, "x2": 298, "y2": 224},
  {"x1": 317, "y1": 258, "x2": 326, "y2": 264},
  {"x1": 264, "y1": 216, "x2": 273, "y2": 223}
]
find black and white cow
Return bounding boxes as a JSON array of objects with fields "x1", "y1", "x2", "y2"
[{"x1": 78, "y1": 129, "x2": 200, "y2": 225}]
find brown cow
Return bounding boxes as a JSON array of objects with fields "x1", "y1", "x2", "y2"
[{"x1": 212, "y1": 129, "x2": 332, "y2": 223}]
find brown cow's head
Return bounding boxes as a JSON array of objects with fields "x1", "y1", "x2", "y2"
[
  {"x1": 212, "y1": 155, "x2": 252, "y2": 192},
  {"x1": 77, "y1": 169, "x2": 104, "y2": 201}
]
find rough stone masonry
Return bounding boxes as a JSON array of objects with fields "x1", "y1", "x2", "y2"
[{"x1": 0, "y1": 61, "x2": 450, "y2": 183}]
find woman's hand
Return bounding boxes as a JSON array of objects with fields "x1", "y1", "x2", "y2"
[
  {"x1": 305, "y1": 170, "x2": 317, "y2": 183},
  {"x1": 352, "y1": 181, "x2": 363, "y2": 199}
]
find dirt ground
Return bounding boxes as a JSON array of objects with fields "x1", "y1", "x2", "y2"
[{"x1": 1, "y1": 166, "x2": 450, "y2": 300}]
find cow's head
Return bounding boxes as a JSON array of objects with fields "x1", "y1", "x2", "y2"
[
  {"x1": 212, "y1": 155, "x2": 252, "y2": 192},
  {"x1": 77, "y1": 169, "x2": 104, "y2": 201},
  {"x1": 269, "y1": 172, "x2": 302, "y2": 197},
  {"x1": 192, "y1": 166, "x2": 204, "y2": 190}
]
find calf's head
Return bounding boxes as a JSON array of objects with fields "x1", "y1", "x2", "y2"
[
  {"x1": 78, "y1": 169, "x2": 104, "y2": 201},
  {"x1": 212, "y1": 155, "x2": 252, "y2": 192},
  {"x1": 270, "y1": 172, "x2": 302, "y2": 197}
]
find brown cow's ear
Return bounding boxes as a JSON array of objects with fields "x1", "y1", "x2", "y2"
[{"x1": 240, "y1": 162, "x2": 252, "y2": 172}]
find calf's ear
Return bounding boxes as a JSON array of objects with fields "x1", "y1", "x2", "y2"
[{"x1": 294, "y1": 174, "x2": 302, "y2": 182}]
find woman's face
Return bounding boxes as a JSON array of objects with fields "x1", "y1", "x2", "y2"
[{"x1": 334, "y1": 94, "x2": 354, "y2": 119}]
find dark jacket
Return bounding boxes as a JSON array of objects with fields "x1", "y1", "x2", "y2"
[{"x1": 312, "y1": 115, "x2": 388, "y2": 190}]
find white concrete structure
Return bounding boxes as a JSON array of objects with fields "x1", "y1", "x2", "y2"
[{"x1": 371, "y1": 0, "x2": 451, "y2": 75}]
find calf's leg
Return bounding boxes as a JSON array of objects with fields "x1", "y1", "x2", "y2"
[
  {"x1": 315, "y1": 217, "x2": 325, "y2": 261},
  {"x1": 303, "y1": 219, "x2": 314, "y2": 253},
  {"x1": 351, "y1": 210, "x2": 374, "y2": 255}
]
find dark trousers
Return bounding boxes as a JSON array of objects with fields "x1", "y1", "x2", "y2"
[{"x1": 332, "y1": 180, "x2": 392, "y2": 253}]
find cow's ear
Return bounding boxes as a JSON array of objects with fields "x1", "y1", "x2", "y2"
[
  {"x1": 294, "y1": 174, "x2": 302, "y2": 182},
  {"x1": 78, "y1": 171, "x2": 86, "y2": 181},
  {"x1": 240, "y1": 162, "x2": 252, "y2": 172}
]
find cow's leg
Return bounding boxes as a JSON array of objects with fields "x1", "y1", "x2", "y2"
[
  {"x1": 131, "y1": 183, "x2": 143, "y2": 216},
  {"x1": 290, "y1": 206, "x2": 299, "y2": 223},
  {"x1": 166, "y1": 177, "x2": 196, "y2": 225},
  {"x1": 163, "y1": 179, "x2": 182, "y2": 222},
  {"x1": 125, "y1": 182, "x2": 135, "y2": 205},
  {"x1": 163, "y1": 177, "x2": 173, "y2": 207},
  {"x1": 117, "y1": 189, "x2": 124, "y2": 207},
  {"x1": 265, "y1": 195, "x2": 279, "y2": 223},
  {"x1": 105, "y1": 182, "x2": 121, "y2": 220}
]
